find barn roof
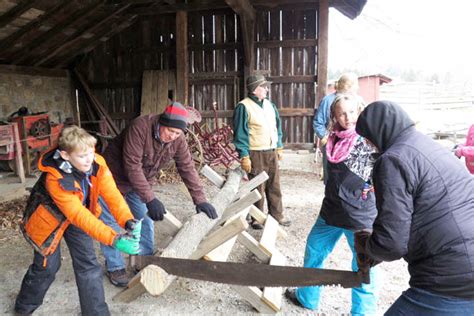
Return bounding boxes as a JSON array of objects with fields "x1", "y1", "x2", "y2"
[{"x1": 0, "y1": 0, "x2": 366, "y2": 69}]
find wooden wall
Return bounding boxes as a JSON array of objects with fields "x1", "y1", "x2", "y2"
[{"x1": 77, "y1": 7, "x2": 318, "y2": 145}]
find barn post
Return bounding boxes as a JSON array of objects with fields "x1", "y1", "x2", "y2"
[
  {"x1": 316, "y1": 0, "x2": 329, "y2": 107},
  {"x1": 225, "y1": 0, "x2": 256, "y2": 96},
  {"x1": 176, "y1": 11, "x2": 189, "y2": 105}
]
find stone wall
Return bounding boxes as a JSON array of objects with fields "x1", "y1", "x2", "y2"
[{"x1": 0, "y1": 67, "x2": 75, "y2": 124}]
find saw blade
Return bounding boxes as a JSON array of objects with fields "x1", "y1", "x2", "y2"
[{"x1": 132, "y1": 256, "x2": 366, "y2": 288}]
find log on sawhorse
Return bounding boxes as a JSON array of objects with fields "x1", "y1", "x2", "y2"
[
  {"x1": 114, "y1": 166, "x2": 287, "y2": 313},
  {"x1": 114, "y1": 166, "x2": 245, "y2": 302}
]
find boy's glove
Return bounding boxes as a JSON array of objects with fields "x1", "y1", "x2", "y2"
[
  {"x1": 276, "y1": 148, "x2": 283, "y2": 161},
  {"x1": 146, "y1": 198, "x2": 166, "y2": 221},
  {"x1": 354, "y1": 231, "x2": 380, "y2": 275},
  {"x1": 125, "y1": 219, "x2": 142, "y2": 239},
  {"x1": 114, "y1": 233, "x2": 140, "y2": 255},
  {"x1": 196, "y1": 202, "x2": 218, "y2": 219},
  {"x1": 241, "y1": 156, "x2": 251, "y2": 173}
]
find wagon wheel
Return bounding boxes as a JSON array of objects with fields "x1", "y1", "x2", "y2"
[{"x1": 186, "y1": 128, "x2": 204, "y2": 171}]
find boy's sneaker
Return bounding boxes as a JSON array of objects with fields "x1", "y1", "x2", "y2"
[{"x1": 107, "y1": 269, "x2": 129, "y2": 287}]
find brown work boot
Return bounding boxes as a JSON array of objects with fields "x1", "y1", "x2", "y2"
[
  {"x1": 250, "y1": 220, "x2": 264, "y2": 230},
  {"x1": 277, "y1": 217, "x2": 291, "y2": 227},
  {"x1": 107, "y1": 269, "x2": 129, "y2": 287}
]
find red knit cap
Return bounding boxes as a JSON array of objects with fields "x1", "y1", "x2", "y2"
[{"x1": 159, "y1": 102, "x2": 189, "y2": 131}]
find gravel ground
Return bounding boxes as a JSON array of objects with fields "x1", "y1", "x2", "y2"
[{"x1": 0, "y1": 169, "x2": 409, "y2": 315}]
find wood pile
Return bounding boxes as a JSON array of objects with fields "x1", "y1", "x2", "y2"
[{"x1": 0, "y1": 197, "x2": 26, "y2": 230}]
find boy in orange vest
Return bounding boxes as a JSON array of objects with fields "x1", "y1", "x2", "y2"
[{"x1": 15, "y1": 126, "x2": 140, "y2": 315}]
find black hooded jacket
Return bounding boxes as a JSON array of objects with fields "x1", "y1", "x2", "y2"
[{"x1": 356, "y1": 101, "x2": 474, "y2": 299}]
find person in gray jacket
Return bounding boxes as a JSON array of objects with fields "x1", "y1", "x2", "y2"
[{"x1": 355, "y1": 100, "x2": 474, "y2": 315}]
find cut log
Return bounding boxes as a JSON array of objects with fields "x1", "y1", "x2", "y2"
[
  {"x1": 114, "y1": 168, "x2": 244, "y2": 301},
  {"x1": 113, "y1": 265, "x2": 168, "y2": 302}
]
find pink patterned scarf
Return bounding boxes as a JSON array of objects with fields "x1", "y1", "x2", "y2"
[{"x1": 326, "y1": 125, "x2": 359, "y2": 163}]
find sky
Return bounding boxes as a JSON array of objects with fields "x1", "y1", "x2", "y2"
[{"x1": 328, "y1": 0, "x2": 474, "y2": 84}]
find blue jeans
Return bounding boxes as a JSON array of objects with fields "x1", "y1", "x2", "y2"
[
  {"x1": 295, "y1": 216, "x2": 380, "y2": 315},
  {"x1": 99, "y1": 191, "x2": 154, "y2": 271},
  {"x1": 385, "y1": 287, "x2": 474, "y2": 316}
]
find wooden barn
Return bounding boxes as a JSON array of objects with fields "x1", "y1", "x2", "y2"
[{"x1": 0, "y1": 0, "x2": 367, "y2": 150}]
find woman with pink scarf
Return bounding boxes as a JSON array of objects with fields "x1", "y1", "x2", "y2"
[{"x1": 286, "y1": 94, "x2": 381, "y2": 315}]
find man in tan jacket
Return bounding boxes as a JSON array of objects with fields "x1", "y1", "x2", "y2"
[{"x1": 232, "y1": 75, "x2": 290, "y2": 229}]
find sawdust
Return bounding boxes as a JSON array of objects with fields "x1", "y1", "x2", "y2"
[{"x1": 0, "y1": 169, "x2": 409, "y2": 315}]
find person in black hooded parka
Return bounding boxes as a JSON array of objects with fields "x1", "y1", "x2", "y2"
[{"x1": 354, "y1": 101, "x2": 474, "y2": 315}]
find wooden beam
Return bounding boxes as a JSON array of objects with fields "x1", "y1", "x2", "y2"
[
  {"x1": 225, "y1": 0, "x2": 255, "y2": 20},
  {"x1": 219, "y1": 189, "x2": 261, "y2": 224},
  {"x1": 199, "y1": 165, "x2": 225, "y2": 188},
  {"x1": 234, "y1": 171, "x2": 268, "y2": 200},
  {"x1": 34, "y1": 3, "x2": 132, "y2": 66},
  {"x1": 199, "y1": 108, "x2": 314, "y2": 119},
  {"x1": 0, "y1": 64, "x2": 68, "y2": 77},
  {"x1": 256, "y1": 39, "x2": 318, "y2": 48},
  {"x1": 237, "y1": 231, "x2": 271, "y2": 262},
  {"x1": 11, "y1": 123, "x2": 25, "y2": 184},
  {"x1": 71, "y1": 69, "x2": 120, "y2": 136},
  {"x1": 175, "y1": 10, "x2": 188, "y2": 104},
  {"x1": 316, "y1": 0, "x2": 329, "y2": 106},
  {"x1": 248, "y1": 205, "x2": 287, "y2": 238},
  {"x1": 259, "y1": 215, "x2": 280, "y2": 256},
  {"x1": 190, "y1": 215, "x2": 248, "y2": 259},
  {"x1": 0, "y1": 0, "x2": 37, "y2": 30},
  {"x1": 10, "y1": 0, "x2": 104, "y2": 64},
  {"x1": 0, "y1": 1, "x2": 68, "y2": 56},
  {"x1": 262, "y1": 250, "x2": 286, "y2": 312},
  {"x1": 129, "y1": 1, "x2": 227, "y2": 15},
  {"x1": 252, "y1": 0, "x2": 319, "y2": 7},
  {"x1": 203, "y1": 207, "x2": 249, "y2": 261},
  {"x1": 232, "y1": 286, "x2": 276, "y2": 314},
  {"x1": 57, "y1": 15, "x2": 138, "y2": 68},
  {"x1": 225, "y1": 0, "x2": 256, "y2": 94}
]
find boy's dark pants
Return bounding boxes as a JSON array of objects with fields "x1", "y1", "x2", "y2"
[
  {"x1": 249, "y1": 149, "x2": 284, "y2": 221},
  {"x1": 15, "y1": 224, "x2": 110, "y2": 316}
]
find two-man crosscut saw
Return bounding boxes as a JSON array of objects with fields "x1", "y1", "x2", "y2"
[{"x1": 131, "y1": 256, "x2": 369, "y2": 288}]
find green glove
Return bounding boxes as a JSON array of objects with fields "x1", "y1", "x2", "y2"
[
  {"x1": 114, "y1": 233, "x2": 140, "y2": 255},
  {"x1": 131, "y1": 219, "x2": 142, "y2": 240},
  {"x1": 125, "y1": 219, "x2": 142, "y2": 240}
]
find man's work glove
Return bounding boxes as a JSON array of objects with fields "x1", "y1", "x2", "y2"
[
  {"x1": 146, "y1": 198, "x2": 167, "y2": 221},
  {"x1": 354, "y1": 231, "x2": 380, "y2": 278},
  {"x1": 114, "y1": 233, "x2": 140, "y2": 255},
  {"x1": 241, "y1": 156, "x2": 251, "y2": 173},
  {"x1": 276, "y1": 148, "x2": 283, "y2": 161},
  {"x1": 320, "y1": 135, "x2": 328, "y2": 146},
  {"x1": 196, "y1": 202, "x2": 218, "y2": 219},
  {"x1": 125, "y1": 219, "x2": 142, "y2": 239}
]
